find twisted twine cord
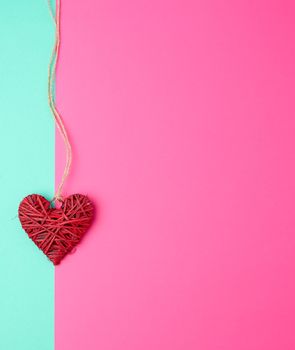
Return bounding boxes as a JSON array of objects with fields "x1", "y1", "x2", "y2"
[{"x1": 47, "y1": 0, "x2": 72, "y2": 202}]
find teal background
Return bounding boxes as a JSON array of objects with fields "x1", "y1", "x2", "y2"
[{"x1": 0, "y1": 1, "x2": 54, "y2": 349}]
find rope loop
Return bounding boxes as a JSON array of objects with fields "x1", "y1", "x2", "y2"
[{"x1": 47, "y1": 0, "x2": 72, "y2": 200}]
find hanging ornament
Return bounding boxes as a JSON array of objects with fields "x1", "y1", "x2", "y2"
[{"x1": 18, "y1": 0, "x2": 94, "y2": 265}]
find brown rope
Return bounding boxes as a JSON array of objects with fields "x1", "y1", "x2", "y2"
[{"x1": 47, "y1": 0, "x2": 72, "y2": 202}]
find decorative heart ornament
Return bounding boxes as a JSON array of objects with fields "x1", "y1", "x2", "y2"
[{"x1": 18, "y1": 194, "x2": 94, "y2": 265}]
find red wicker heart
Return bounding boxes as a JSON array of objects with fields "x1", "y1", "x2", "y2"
[{"x1": 18, "y1": 194, "x2": 94, "y2": 265}]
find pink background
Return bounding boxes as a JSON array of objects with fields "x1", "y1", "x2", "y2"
[{"x1": 56, "y1": 1, "x2": 295, "y2": 349}]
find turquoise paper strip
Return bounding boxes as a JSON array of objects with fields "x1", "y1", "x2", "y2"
[{"x1": 0, "y1": 1, "x2": 54, "y2": 349}]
